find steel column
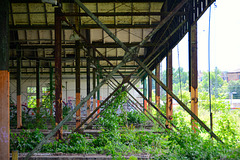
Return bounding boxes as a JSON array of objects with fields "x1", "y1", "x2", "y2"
[
  {"x1": 190, "y1": 23, "x2": 198, "y2": 132},
  {"x1": 76, "y1": 41, "x2": 81, "y2": 128},
  {"x1": 0, "y1": 0, "x2": 10, "y2": 159},
  {"x1": 143, "y1": 78, "x2": 147, "y2": 112},
  {"x1": 97, "y1": 68, "x2": 100, "y2": 117},
  {"x1": 92, "y1": 50, "x2": 96, "y2": 118},
  {"x1": 17, "y1": 49, "x2": 22, "y2": 128},
  {"x1": 36, "y1": 60, "x2": 40, "y2": 116},
  {"x1": 54, "y1": 7, "x2": 63, "y2": 140},
  {"x1": 155, "y1": 63, "x2": 160, "y2": 109},
  {"x1": 50, "y1": 66, "x2": 53, "y2": 116},
  {"x1": 74, "y1": 2, "x2": 80, "y2": 126},
  {"x1": 148, "y1": 75, "x2": 152, "y2": 113},
  {"x1": 166, "y1": 50, "x2": 173, "y2": 128},
  {"x1": 86, "y1": 30, "x2": 91, "y2": 124}
]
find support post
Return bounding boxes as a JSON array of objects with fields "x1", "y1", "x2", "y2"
[
  {"x1": 166, "y1": 50, "x2": 173, "y2": 128},
  {"x1": 17, "y1": 49, "x2": 22, "y2": 128},
  {"x1": 55, "y1": 6, "x2": 63, "y2": 140},
  {"x1": 36, "y1": 60, "x2": 40, "y2": 116},
  {"x1": 143, "y1": 77, "x2": 147, "y2": 112},
  {"x1": 190, "y1": 23, "x2": 198, "y2": 132},
  {"x1": 148, "y1": 75, "x2": 152, "y2": 113},
  {"x1": 92, "y1": 51, "x2": 96, "y2": 118},
  {"x1": 0, "y1": 0, "x2": 10, "y2": 159},
  {"x1": 50, "y1": 66, "x2": 53, "y2": 116},
  {"x1": 86, "y1": 30, "x2": 91, "y2": 124},
  {"x1": 76, "y1": 41, "x2": 81, "y2": 128},
  {"x1": 97, "y1": 68, "x2": 100, "y2": 117},
  {"x1": 75, "y1": 3, "x2": 81, "y2": 128},
  {"x1": 155, "y1": 63, "x2": 160, "y2": 109}
]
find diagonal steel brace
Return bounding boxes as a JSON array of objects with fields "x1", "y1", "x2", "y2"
[
  {"x1": 134, "y1": 57, "x2": 223, "y2": 143},
  {"x1": 75, "y1": 0, "x2": 222, "y2": 143}
]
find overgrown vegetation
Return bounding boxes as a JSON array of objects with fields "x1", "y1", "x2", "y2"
[
  {"x1": 10, "y1": 68, "x2": 240, "y2": 159},
  {"x1": 10, "y1": 87, "x2": 240, "y2": 159}
]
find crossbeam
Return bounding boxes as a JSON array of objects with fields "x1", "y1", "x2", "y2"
[{"x1": 74, "y1": 0, "x2": 222, "y2": 143}]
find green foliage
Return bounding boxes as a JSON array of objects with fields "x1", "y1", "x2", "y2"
[
  {"x1": 199, "y1": 67, "x2": 228, "y2": 98},
  {"x1": 127, "y1": 111, "x2": 148, "y2": 125},
  {"x1": 228, "y1": 80, "x2": 240, "y2": 99},
  {"x1": 96, "y1": 89, "x2": 128, "y2": 131},
  {"x1": 10, "y1": 129, "x2": 44, "y2": 152},
  {"x1": 199, "y1": 91, "x2": 230, "y2": 112},
  {"x1": 9, "y1": 71, "x2": 240, "y2": 159}
]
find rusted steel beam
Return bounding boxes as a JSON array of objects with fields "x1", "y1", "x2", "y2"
[
  {"x1": 75, "y1": 41, "x2": 81, "y2": 128},
  {"x1": 10, "y1": 24, "x2": 158, "y2": 30},
  {"x1": 92, "y1": 51, "x2": 97, "y2": 119},
  {"x1": 0, "y1": 0, "x2": 10, "y2": 159},
  {"x1": 166, "y1": 50, "x2": 173, "y2": 129},
  {"x1": 190, "y1": 23, "x2": 198, "y2": 132},
  {"x1": 11, "y1": 0, "x2": 165, "y2": 3},
  {"x1": 97, "y1": 67, "x2": 100, "y2": 118},
  {"x1": 64, "y1": 12, "x2": 186, "y2": 17},
  {"x1": 17, "y1": 49, "x2": 22, "y2": 128},
  {"x1": 143, "y1": 78, "x2": 147, "y2": 113},
  {"x1": 36, "y1": 60, "x2": 40, "y2": 116},
  {"x1": 134, "y1": 57, "x2": 223, "y2": 143},
  {"x1": 148, "y1": 75, "x2": 152, "y2": 113},
  {"x1": 50, "y1": 66, "x2": 53, "y2": 116},
  {"x1": 155, "y1": 63, "x2": 160, "y2": 109},
  {"x1": 75, "y1": 3, "x2": 81, "y2": 128},
  {"x1": 86, "y1": 30, "x2": 91, "y2": 124},
  {"x1": 54, "y1": 7, "x2": 63, "y2": 140}
]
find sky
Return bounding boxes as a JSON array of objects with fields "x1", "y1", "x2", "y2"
[{"x1": 169, "y1": 0, "x2": 240, "y2": 72}]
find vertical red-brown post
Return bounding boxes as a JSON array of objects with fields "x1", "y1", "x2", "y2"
[
  {"x1": 17, "y1": 49, "x2": 22, "y2": 128},
  {"x1": 36, "y1": 60, "x2": 40, "y2": 116},
  {"x1": 75, "y1": 4, "x2": 81, "y2": 128},
  {"x1": 166, "y1": 50, "x2": 173, "y2": 128},
  {"x1": 0, "y1": 0, "x2": 10, "y2": 159},
  {"x1": 50, "y1": 66, "x2": 53, "y2": 116},
  {"x1": 97, "y1": 68, "x2": 100, "y2": 118},
  {"x1": 190, "y1": 23, "x2": 198, "y2": 132},
  {"x1": 148, "y1": 75, "x2": 152, "y2": 113},
  {"x1": 155, "y1": 63, "x2": 160, "y2": 109},
  {"x1": 75, "y1": 42, "x2": 81, "y2": 128},
  {"x1": 86, "y1": 30, "x2": 91, "y2": 124},
  {"x1": 55, "y1": 6, "x2": 63, "y2": 140},
  {"x1": 143, "y1": 77, "x2": 147, "y2": 113},
  {"x1": 92, "y1": 51, "x2": 96, "y2": 118}
]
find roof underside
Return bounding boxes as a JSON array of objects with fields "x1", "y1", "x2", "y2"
[{"x1": 9, "y1": 0, "x2": 214, "y2": 78}]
